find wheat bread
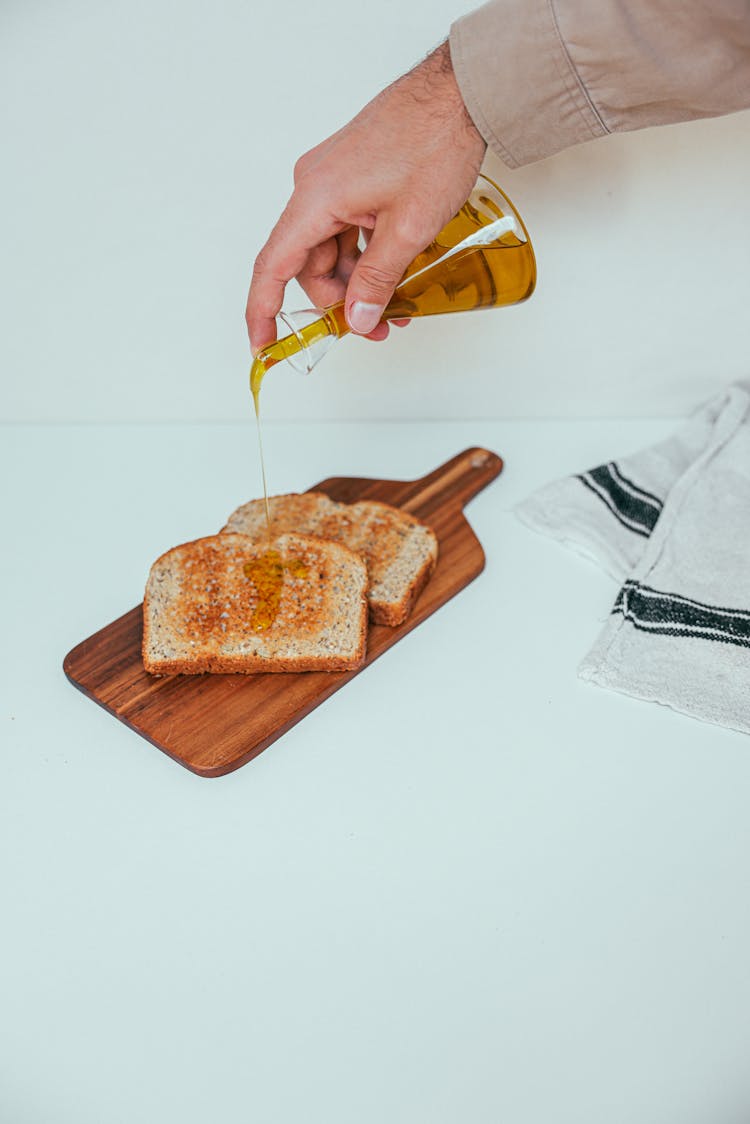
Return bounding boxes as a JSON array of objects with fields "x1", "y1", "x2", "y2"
[
  {"x1": 223, "y1": 494, "x2": 438, "y2": 626},
  {"x1": 143, "y1": 532, "x2": 368, "y2": 675}
]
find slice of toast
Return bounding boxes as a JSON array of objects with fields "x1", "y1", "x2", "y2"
[
  {"x1": 223, "y1": 494, "x2": 438, "y2": 627},
  {"x1": 142, "y1": 532, "x2": 368, "y2": 675}
]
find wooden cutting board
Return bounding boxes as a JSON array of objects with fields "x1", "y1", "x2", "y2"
[{"x1": 64, "y1": 447, "x2": 503, "y2": 777}]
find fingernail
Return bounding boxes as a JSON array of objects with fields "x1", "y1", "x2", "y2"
[{"x1": 347, "y1": 300, "x2": 383, "y2": 335}]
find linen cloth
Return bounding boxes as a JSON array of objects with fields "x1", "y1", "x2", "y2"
[{"x1": 516, "y1": 384, "x2": 750, "y2": 734}]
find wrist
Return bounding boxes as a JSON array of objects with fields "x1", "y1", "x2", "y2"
[{"x1": 414, "y1": 41, "x2": 487, "y2": 157}]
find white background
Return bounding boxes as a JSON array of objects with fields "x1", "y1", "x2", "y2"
[
  {"x1": 2, "y1": 0, "x2": 750, "y2": 424},
  {"x1": 4, "y1": 6, "x2": 750, "y2": 1121}
]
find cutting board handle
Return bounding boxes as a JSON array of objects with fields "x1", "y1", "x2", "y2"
[{"x1": 399, "y1": 447, "x2": 503, "y2": 516}]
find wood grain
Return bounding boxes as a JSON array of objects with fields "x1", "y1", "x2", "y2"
[{"x1": 63, "y1": 447, "x2": 503, "y2": 777}]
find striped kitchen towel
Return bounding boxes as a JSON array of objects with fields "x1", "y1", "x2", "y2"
[{"x1": 516, "y1": 382, "x2": 750, "y2": 735}]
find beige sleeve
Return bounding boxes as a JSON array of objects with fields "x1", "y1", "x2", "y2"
[{"x1": 449, "y1": 0, "x2": 750, "y2": 167}]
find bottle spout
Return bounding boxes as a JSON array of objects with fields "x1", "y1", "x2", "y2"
[{"x1": 277, "y1": 309, "x2": 339, "y2": 375}]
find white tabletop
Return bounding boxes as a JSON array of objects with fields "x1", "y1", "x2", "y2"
[{"x1": 3, "y1": 419, "x2": 749, "y2": 1124}]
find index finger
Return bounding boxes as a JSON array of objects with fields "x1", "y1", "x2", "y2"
[{"x1": 246, "y1": 196, "x2": 346, "y2": 354}]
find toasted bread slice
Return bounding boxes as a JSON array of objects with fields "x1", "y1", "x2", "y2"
[
  {"x1": 143, "y1": 532, "x2": 368, "y2": 675},
  {"x1": 223, "y1": 494, "x2": 438, "y2": 627},
  {"x1": 222, "y1": 493, "x2": 339, "y2": 539}
]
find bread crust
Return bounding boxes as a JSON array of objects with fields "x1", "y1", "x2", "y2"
[
  {"x1": 368, "y1": 553, "x2": 438, "y2": 627},
  {"x1": 143, "y1": 649, "x2": 366, "y2": 676}
]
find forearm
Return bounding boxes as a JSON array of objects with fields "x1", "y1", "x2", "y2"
[
  {"x1": 450, "y1": 0, "x2": 750, "y2": 167},
  {"x1": 396, "y1": 41, "x2": 486, "y2": 152}
]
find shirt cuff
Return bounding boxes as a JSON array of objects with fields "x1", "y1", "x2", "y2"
[{"x1": 449, "y1": 0, "x2": 609, "y2": 168}]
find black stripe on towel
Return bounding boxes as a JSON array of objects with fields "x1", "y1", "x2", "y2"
[
  {"x1": 608, "y1": 463, "x2": 663, "y2": 512},
  {"x1": 577, "y1": 463, "x2": 663, "y2": 536},
  {"x1": 612, "y1": 580, "x2": 750, "y2": 649}
]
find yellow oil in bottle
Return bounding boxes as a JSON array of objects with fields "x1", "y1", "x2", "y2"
[{"x1": 386, "y1": 191, "x2": 535, "y2": 318}]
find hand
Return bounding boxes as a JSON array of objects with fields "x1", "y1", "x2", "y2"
[{"x1": 245, "y1": 41, "x2": 487, "y2": 354}]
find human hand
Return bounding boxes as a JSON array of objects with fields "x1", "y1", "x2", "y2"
[{"x1": 245, "y1": 41, "x2": 487, "y2": 354}]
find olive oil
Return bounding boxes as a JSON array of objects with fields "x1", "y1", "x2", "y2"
[
  {"x1": 243, "y1": 550, "x2": 308, "y2": 632},
  {"x1": 252, "y1": 391, "x2": 272, "y2": 539}
]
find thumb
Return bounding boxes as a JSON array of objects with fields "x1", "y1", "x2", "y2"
[{"x1": 345, "y1": 213, "x2": 425, "y2": 335}]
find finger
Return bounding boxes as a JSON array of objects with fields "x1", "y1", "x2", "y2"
[
  {"x1": 246, "y1": 200, "x2": 344, "y2": 353},
  {"x1": 246, "y1": 245, "x2": 310, "y2": 355},
  {"x1": 298, "y1": 274, "x2": 347, "y2": 311},
  {"x1": 345, "y1": 210, "x2": 430, "y2": 335},
  {"x1": 334, "y1": 226, "x2": 360, "y2": 285},
  {"x1": 362, "y1": 234, "x2": 409, "y2": 328},
  {"x1": 296, "y1": 227, "x2": 360, "y2": 310},
  {"x1": 363, "y1": 322, "x2": 390, "y2": 342},
  {"x1": 296, "y1": 237, "x2": 345, "y2": 310}
]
